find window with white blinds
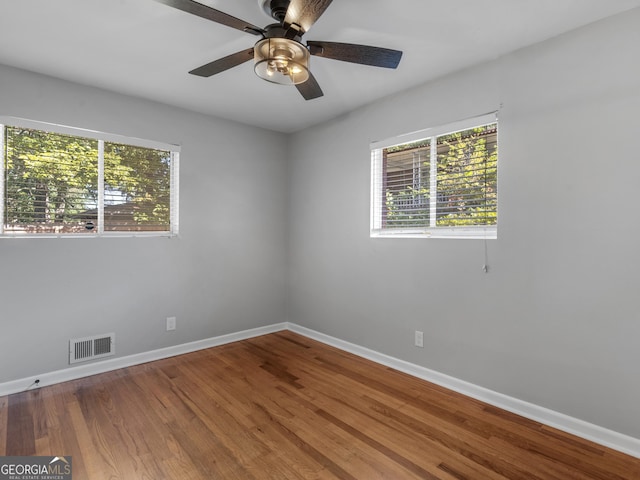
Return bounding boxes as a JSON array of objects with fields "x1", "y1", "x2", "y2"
[
  {"x1": 0, "y1": 118, "x2": 179, "y2": 237},
  {"x1": 371, "y1": 113, "x2": 497, "y2": 239}
]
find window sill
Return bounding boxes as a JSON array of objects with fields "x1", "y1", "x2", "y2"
[
  {"x1": 370, "y1": 227, "x2": 497, "y2": 240},
  {"x1": 0, "y1": 232, "x2": 178, "y2": 239}
]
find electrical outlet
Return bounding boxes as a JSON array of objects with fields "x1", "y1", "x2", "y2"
[
  {"x1": 166, "y1": 316, "x2": 176, "y2": 331},
  {"x1": 414, "y1": 330, "x2": 424, "y2": 348}
]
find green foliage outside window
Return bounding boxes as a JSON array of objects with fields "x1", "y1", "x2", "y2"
[
  {"x1": 436, "y1": 125, "x2": 497, "y2": 226},
  {"x1": 383, "y1": 124, "x2": 497, "y2": 229},
  {"x1": 3, "y1": 126, "x2": 172, "y2": 234}
]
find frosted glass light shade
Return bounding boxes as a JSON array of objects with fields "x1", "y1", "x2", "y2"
[{"x1": 254, "y1": 37, "x2": 310, "y2": 85}]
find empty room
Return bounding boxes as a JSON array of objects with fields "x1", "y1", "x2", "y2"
[{"x1": 1, "y1": 0, "x2": 640, "y2": 478}]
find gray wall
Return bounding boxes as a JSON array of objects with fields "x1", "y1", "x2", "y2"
[
  {"x1": 0, "y1": 65, "x2": 289, "y2": 383},
  {"x1": 288, "y1": 9, "x2": 640, "y2": 438}
]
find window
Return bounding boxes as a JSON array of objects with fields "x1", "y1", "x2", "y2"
[
  {"x1": 0, "y1": 118, "x2": 179, "y2": 237},
  {"x1": 371, "y1": 113, "x2": 497, "y2": 238}
]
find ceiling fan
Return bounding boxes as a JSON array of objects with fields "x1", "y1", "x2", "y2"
[{"x1": 155, "y1": 0, "x2": 403, "y2": 100}]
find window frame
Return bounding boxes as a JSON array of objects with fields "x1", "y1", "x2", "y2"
[
  {"x1": 370, "y1": 112, "x2": 498, "y2": 239},
  {"x1": 0, "y1": 116, "x2": 180, "y2": 238}
]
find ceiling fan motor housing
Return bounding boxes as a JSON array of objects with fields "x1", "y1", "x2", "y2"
[{"x1": 261, "y1": 23, "x2": 300, "y2": 41}]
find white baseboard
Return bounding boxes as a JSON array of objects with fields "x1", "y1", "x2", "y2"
[
  {"x1": 287, "y1": 323, "x2": 640, "y2": 460},
  {"x1": 0, "y1": 323, "x2": 288, "y2": 398},
  {"x1": 1, "y1": 321, "x2": 639, "y2": 459}
]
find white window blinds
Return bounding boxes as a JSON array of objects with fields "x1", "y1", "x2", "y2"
[{"x1": 371, "y1": 113, "x2": 498, "y2": 239}]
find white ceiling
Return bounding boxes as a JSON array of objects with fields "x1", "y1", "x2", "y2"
[{"x1": 1, "y1": 0, "x2": 639, "y2": 133}]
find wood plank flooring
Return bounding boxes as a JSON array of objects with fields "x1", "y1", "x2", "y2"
[{"x1": 1, "y1": 331, "x2": 639, "y2": 479}]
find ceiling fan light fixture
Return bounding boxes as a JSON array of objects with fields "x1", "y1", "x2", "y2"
[{"x1": 254, "y1": 37, "x2": 310, "y2": 85}]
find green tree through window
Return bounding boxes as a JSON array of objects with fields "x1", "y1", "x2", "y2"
[
  {"x1": 436, "y1": 125, "x2": 497, "y2": 227},
  {"x1": 2, "y1": 123, "x2": 177, "y2": 235},
  {"x1": 371, "y1": 116, "x2": 498, "y2": 238}
]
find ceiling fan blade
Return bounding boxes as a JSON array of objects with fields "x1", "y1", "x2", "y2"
[
  {"x1": 284, "y1": 0, "x2": 333, "y2": 34},
  {"x1": 295, "y1": 72, "x2": 324, "y2": 100},
  {"x1": 307, "y1": 41, "x2": 402, "y2": 69},
  {"x1": 189, "y1": 48, "x2": 254, "y2": 77},
  {"x1": 155, "y1": 0, "x2": 264, "y2": 35}
]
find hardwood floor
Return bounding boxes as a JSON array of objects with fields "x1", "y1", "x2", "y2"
[{"x1": 1, "y1": 331, "x2": 639, "y2": 479}]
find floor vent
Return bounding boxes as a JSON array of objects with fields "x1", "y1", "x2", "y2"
[{"x1": 69, "y1": 333, "x2": 115, "y2": 364}]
